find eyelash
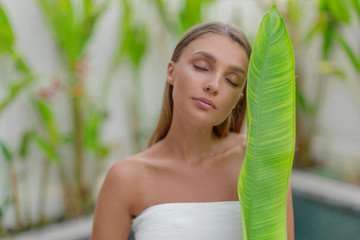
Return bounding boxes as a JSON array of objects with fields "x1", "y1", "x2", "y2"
[
  {"x1": 193, "y1": 64, "x2": 239, "y2": 87},
  {"x1": 193, "y1": 64, "x2": 208, "y2": 71},
  {"x1": 226, "y1": 78, "x2": 238, "y2": 87}
]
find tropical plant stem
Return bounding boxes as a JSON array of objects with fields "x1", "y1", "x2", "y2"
[
  {"x1": 129, "y1": 71, "x2": 143, "y2": 153},
  {"x1": 128, "y1": 97, "x2": 142, "y2": 153},
  {"x1": 0, "y1": 211, "x2": 6, "y2": 237},
  {"x1": 72, "y1": 96, "x2": 85, "y2": 207},
  {"x1": 57, "y1": 162, "x2": 75, "y2": 217},
  {"x1": 9, "y1": 163, "x2": 23, "y2": 230},
  {"x1": 38, "y1": 159, "x2": 49, "y2": 224},
  {"x1": 299, "y1": 75, "x2": 327, "y2": 167}
]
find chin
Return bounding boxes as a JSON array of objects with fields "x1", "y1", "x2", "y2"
[
  {"x1": 177, "y1": 104, "x2": 228, "y2": 126},
  {"x1": 193, "y1": 113, "x2": 227, "y2": 127}
]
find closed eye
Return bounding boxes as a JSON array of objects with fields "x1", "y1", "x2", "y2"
[
  {"x1": 226, "y1": 78, "x2": 239, "y2": 87},
  {"x1": 193, "y1": 64, "x2": 209, "y2": 71}
]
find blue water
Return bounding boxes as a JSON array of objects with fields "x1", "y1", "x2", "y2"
[{"x1": 293, "y1": 194, "x2": 360, "y2": 240}]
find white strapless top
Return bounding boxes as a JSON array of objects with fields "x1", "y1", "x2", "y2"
[{"x1": 131, "y1": 201, "x2": 243, "y2": 240}]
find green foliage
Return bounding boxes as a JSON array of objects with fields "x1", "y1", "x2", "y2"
[
  {"x1": 17, "y1": 98, "x2": 64, "y2": 165},
  {"x1": 0, "y1": 6, "x2": 34, "y2": 115},
  {"x1": 117, "y1": 0, "x2": 148, "y2": 69},
  {"x1": 84, "y1": 105, "x2": 110, "y2": 159},
  {"x1": 20, "y1": 131, "x2": 60, "y2": 165},
  {"x1": 35, "y1": 0, "x2": 112, "y2": 213},
  {"x1": 0, "y1": 76, "x2": 32, "y2": 114},
  {"x1": 153, "y1": 0, "x2": 215, "y2": 35},
  {"x1": 293, "y1": 0, "x2": 360, "y2": 168},
  {"x1": 37, "y1": 0, "x2": 110, "y2": 66},
  {"x1": 334, "y1": 31, "x2": 360, "y2": 73},
  {"x1": 18, "y1": 99, "x2": 59, "y2": 165},
  {"x1": 351, "y1": 0, "x2": 360, "y2": 19},
  {"x1": 328, "y1": 0, "x2": 351, "y2": 23},
  {"x1": 0, "y1": 6, "x2": 14, "y2": 54},
  {"x1": 179, "y1": 0, "x2": 213, "y2": 32},
  {"x1": 296, "y1": 86, "x2": 314, "y2": 115},
  {"x1": 0, "y1": 139, "x2": 12, "y2": 163},
  {"x1": 0, "y1": 195, "x2": 12, "y2": 230},
  {"x1": 238, "y1": 5, "x2": 295, "y2": 240},
  {"x1": 33, "y1": 99, "x2": 61, "y2": 144},
  {"x1": 307, "y1": 0, "x2": 360, "y2": 72},
  {"x1": 153, "y1": 0, "x2": 176, "y2": 34}
]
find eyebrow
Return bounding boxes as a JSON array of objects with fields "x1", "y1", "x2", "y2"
[
  {"x1": 192, "y1": 51, "x2": 217, "y2": 63},
  {"x1": 192, "y1": 50, "x2": 246, "y2": 76},
  {"x1": 229, "y1": 66, "x2": 246, "y2": 76}
]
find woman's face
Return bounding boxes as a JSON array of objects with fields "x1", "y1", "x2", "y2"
[{"x1": 167, "y1": 33, "x2": 249, "y2": 127}]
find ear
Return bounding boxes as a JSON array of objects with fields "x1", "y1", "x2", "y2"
[
  {"x1": 167, "y1": 61, "x2": 175, "y2": 85},
  {"x1": 237, "y1": 93, "x2": 244, "y2": 104},
  {"x1": 240, "y1": 93, "x2": 244, "y2": 100}
]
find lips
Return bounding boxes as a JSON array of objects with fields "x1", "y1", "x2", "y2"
[{"x1": 192, "y1": 97, "x2": 216, "y2": 109}]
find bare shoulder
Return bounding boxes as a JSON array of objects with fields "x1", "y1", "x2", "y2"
[
  {"x1": 91, "y1": 155, "x2": 149, "y2": 239},
  {"x1": 104, "y1": 154, "x2": 151, "y2": 200},
  {"x1": 103, "y1": 147, "x2": 164, "y2": 201},
  {"x1": 99, "y1": 157, "x2": 140, "y2": 207},
  {"x1": 108, "y1": 156, "x2": 145, "y2": 184}
]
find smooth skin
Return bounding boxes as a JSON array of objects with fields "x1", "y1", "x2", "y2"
[{"x1": 91, "y1": 34, "x2": 294, "y2": 240}]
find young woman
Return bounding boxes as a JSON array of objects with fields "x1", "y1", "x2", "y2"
[{"x1": 91, "y1": 22, "x2": 294, "y2": 240}]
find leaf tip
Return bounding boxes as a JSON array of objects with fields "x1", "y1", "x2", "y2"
[{"x1": 269, "y1": 4, "x2": 281, "y2": 17}]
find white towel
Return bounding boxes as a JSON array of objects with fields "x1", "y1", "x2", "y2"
[{"x1": 132, "y1": 201, "x2": 243, "y2": 240}]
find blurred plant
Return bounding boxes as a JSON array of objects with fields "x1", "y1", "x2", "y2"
[
  {"x1": 0, "y1": 193, "x2": 11, "y2": 236},
  {"x1": 294, "y1": 0, "x2": 360, "y2": 167},
  {"x1": 0, "y1": 5, "x2": 34, "y2": 115},
  {"x1": 154, "y1": 0, "x2": 215, "y2": 36},
  {"x1": 260, "y1": 0, "x2": 359, "y2": 168},
  {"x1": 0, "y1": 4, "x2": 35, "y2": 234},
  {"x1": 19, "y1": 96, "x2": 73, "y2": 222},
  {"x1": 0, "y1": 139, "x2": 24, "y2": 231},
  {"x1": 36, "y1": 0, "x2": 110, "y2": 214},
  {"x1": 306, "y1": 0, "x2": 359, "y2": 73},
  {"x1": 101, "y1": 0, "x2": 149, "y2": 152},
  {"x1": 178, "y1": 0, "x2": 215, "y2": 33}
]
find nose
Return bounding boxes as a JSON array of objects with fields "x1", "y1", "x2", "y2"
[{"x1": 203, "y1": 75, "x2": 221, "y2": 95}]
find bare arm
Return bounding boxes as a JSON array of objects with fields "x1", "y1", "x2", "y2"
[
  {"x1": 91, "y1": 163, "x2": 134, "y2": 240},
  {"x1": 287, "y1": 181, "x2": 295, "y2": 240}
]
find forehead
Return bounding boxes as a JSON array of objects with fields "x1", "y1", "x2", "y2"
[{"x1": 180, "y1": 34, "x2": 248, "y2": 67}]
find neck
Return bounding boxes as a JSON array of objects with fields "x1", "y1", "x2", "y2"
[{"x1": 163, "y1": 114, "x2": 222, "y2": 165}]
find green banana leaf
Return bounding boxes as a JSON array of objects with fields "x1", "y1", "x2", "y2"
[{"x1": 238, "y1": 5, "x2": 295, "y2": 240}]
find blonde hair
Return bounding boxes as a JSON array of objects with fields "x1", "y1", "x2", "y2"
[{"x1": 148, "y1": 22, "x2": 252, "y2": 147}]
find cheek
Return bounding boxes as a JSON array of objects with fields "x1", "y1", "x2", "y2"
[
  {"x1": 224, "y1": 91, "x2": 241, "y2": 110},
  {"x1": 172, "y1": 67, "x2": 197, "y2": 97},
  {"x1": 210, "y1": 93, "x2": 240, "y2": 126},
  {"x1": 171, "y1": 72, "x2": 191, "y2": 105}
]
